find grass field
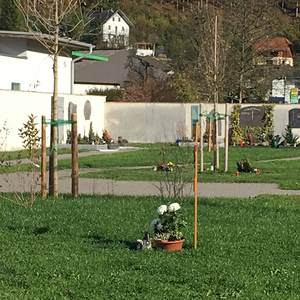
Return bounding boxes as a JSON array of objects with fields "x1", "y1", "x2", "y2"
[
  {"x1": 77, "y1": 145, "x2": 300, "y2": 189},
  {"x1": 0, "y1": 195, "x2": 299, "y2": 299},
  {"x1": 2, "y1": 144, "x2": 300, "y2": 189}
]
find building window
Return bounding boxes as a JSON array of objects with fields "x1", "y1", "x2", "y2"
[
  {"x1": 122, "y1": 26, "x2": 125, "y2": 31},
  {"x1": 108, "y1": 25, "x2": 111, "y2": 30},
  {"x1": 118, "y1": 17, "x2": 121, "y2": 22},
  {"x1": 115, "y1": 26, "x2": 118, "y2": 34},
  {"x1": 11, "y1": 82, "x2": 21, "y2": 91},
  {"x1": 112, "y1": 17, "x2": 115, "y2": 21}
]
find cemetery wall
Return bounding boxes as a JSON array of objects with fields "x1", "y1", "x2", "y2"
[
  {"x1": 105, "y1": 102, "x2": 300, "y2": 143},
  {"x1": 0, "y1": 90, "x2": 106, "y2": 150}
]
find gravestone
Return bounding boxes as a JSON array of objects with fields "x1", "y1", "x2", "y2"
[
  {"x1": 68, "y1": 102, "x2": 77, "y2": 121},
  {"x1": 240, "y1": 106, "x2": 265, "y2": 128},
  {"x1": 84, "y1": 100, "x2": 91, "y2": 121},
  {"x1": 289, "y1": 109, "x2": 300, "y2": 128},
  {"x1": 191, "y1": 105, "x2": 199, "y2": 139},
  {"x1": 58, "y1": 97, "x2": 64, "y2": 143}
]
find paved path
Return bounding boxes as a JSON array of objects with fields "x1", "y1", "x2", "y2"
[
  {"x1": 258, "y1": 156, "x2": 300, "y2": 163},
  {"x1": 1, "y1": 170, "x2": 300, "y2": 198},
  {"x1": 5, "y1": 147, "x2": 139, "y2": 166}
]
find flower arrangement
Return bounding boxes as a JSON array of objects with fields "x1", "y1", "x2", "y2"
[
  {"x1": 153, "y1": 161, "x2": 174, "y2": 172},
  {"x1": 236, "y1": 158, "x2": 260, "y2": 174},
  {"x1": 151, "y1": 202, "x2": 186, "y2": 241}
]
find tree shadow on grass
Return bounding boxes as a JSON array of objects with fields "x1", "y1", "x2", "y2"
[
  {"x1": 7, "y1": 225, "x2": 50, "y2": 235},
  {"x1": 84, "y1": 233, "x2": 138, "y2": 250}
]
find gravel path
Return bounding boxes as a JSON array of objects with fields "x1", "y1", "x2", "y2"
[{"x1": 1, "y1": 170, "x2": 300, "y2": 198}]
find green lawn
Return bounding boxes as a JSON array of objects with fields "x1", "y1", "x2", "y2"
[
  {"x1": 81, "y1": 158, "x2": 300, "y2": 190},
  {"x1": 78, "y1": 145, "x2": 300, "y2": 189},
  {"x1": 2, "y1": 144, "x2": 300, "y2": 189},
  {"x1": 0, "y1": 195, "x2": 299, "y2": 299}
]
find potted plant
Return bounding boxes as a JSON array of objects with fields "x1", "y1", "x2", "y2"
[{"x1": 151, "y1": 203, "x2": 186, "y2": 252}]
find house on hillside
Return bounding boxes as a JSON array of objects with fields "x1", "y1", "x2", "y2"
[
  {"x1": 254, "y1": 37, "x2": 295, "y2": 67},
  {"x1": 0, "y1": 31, "x2": 93, "y2": 94},
  {"x1": 74, "y1": 49, "x2": 173, "y2": 95},
  {"x1": 92, "y1": 9, "x2": 133, "y2": 48}
]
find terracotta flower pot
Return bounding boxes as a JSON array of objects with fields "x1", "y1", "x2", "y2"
[{"x1": 154, "y1": 239, "x2": 185, "y2": 252}]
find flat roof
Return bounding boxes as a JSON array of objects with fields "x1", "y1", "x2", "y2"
[{"x1": 0, "y1": 31, "x2": 94, "y2": 50}]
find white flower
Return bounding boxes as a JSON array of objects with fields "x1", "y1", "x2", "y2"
[
  {"x1": 168, "y1": 202, "x2": 181, "y2": 212},
  {"x1": 157, "y1": 205, "x2": 168, "y2": 215}
]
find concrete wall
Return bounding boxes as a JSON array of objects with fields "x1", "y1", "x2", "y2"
[
  {"x1": 105, "y1": 102, "x2": 300, "y2": 143},
  {"x1": 0, "y1": 90, "x2": 106, "y2": 150},
  {"x1": 0, "y1": 38, "x2": 72, "y2": 94},
  {"x1": 105, "y1": 102, "x2": 191, "y2": 142},
  {"x1": 3, "y1": 96, "x2": 300, "y2": 149}
]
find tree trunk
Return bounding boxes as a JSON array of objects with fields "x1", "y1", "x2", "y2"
[
  {"x1": 239, "y1": 73, "x2": 243, "y2": 104},
  {"x1": 49, "y1": 1, "x2": 59, "y2": 197}
]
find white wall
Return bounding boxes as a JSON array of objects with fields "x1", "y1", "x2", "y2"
[
  {"x1": 0, "y1": 38, "x2": 72, "y2": 94},
  {"x1": 105, "y1": 102, "x2": 300, "y2": 143},
  {"x1": 73, "y1": 83, "x2": 120, "y2": 95},
  {"x1": 0, "y1": 90, "x2": 106, "y2": 150},
  {"x1": 105, "y1": 103, "x2": 192, "y2": 143},
  {"x1": 136, "y1": 49, "x2": 154, "y2": 57},
  {"x1": 102, "y1": 12, "x2": 130, "y2": 45}
]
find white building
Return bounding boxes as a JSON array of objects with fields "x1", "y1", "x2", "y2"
[
  {"x1": 95, "y1": 9, "x2": 133, "y2": 47},
  {"x1": 135, "y1": 43, "x2": 155, "y2": 57},
  {"x1": 0, "y1": 31, "x2": 93, "y2": 94}
]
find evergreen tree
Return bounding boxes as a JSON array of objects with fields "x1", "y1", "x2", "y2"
[{"x1": 0, "y1": 0, "x2": 23, "y2": 31}]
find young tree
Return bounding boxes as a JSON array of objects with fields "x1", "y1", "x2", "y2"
[
  {"x1": 14, "y1": 0, "x2": 91, "y2": 197},
  {"x1": 190, "y1": 6, "x2": 227, "y2": 102}
]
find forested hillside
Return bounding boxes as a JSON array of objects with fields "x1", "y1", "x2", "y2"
[{"x1": 1, "y1": 0, "x2": 300, "y2": 102}]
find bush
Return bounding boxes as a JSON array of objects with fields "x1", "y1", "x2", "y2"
[{"x1": 87, "y1": 88, "x2": 123, "y2": 101}]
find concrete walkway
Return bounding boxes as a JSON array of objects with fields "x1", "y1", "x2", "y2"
[
  {"x1": 1, "y1": 170, "x2": 300, "y2": 198},
  {"x1": 5, "y1": 146, "x2": 139, "y2": 166}
]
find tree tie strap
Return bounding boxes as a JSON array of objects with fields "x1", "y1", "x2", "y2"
[{"x1": 42, "y1": 119, "x2": 75, "y2": 126}]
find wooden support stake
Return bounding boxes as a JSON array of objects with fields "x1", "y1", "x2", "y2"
[
  {"x1": 224, "y1": 104, "x2": 229, "y2": 172},
  {"x1": 215, "y1": 104, "x2": 220, "y2": 170},
  {"x1": 193, "y1": 122, "x2": 199, "y2": 250},
  {"x1": 199, "y1": 112, "x2": 204, "y2": 173},
  {"x1": 41, "y1": 115, "x2": 47, "y2": 198},
  {"x1": 71, "y1": 113, "x2": 79, "y2": 198}
]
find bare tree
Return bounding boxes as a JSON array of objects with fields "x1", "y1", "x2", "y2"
[{"x1": 14, "y1": 0, "x2": 93, "y2": 196}]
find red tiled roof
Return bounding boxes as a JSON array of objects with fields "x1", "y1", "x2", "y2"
[{"x1": 254, "y1": 37, "x2": 294, "y2": 58}]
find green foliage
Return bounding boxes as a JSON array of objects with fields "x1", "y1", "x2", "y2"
[
  {"x1": 231, "y1": 105, "x2": 243, "y2": 145},
  {"x1": 0, "y1": 195, "x2": 300, "y2": 298},
  {"x1": 236, "y1": 158, "x2": 255, "y2": 173},
  {"x1": 151, "y1": 203, "x2": 186, "y2": 240},
  {"x1": 17, "y1": 114, "x2": 40, "y2": 207},
  {"x1": 87, "y1": 88, "x2": 123, "y2": 102},
  {"x1": 262, "y1": 104, "x2": 275, "y2": 141},
  {"x1": 18, "y1": 114, "x2": 40, "y2": 163},
  {"x1": 283, "y1": 125, "x2": 299, "y2": 145},
  {"x1": 0, "y1": 0, "x2": 23, "y2": 30},
  {"x1": 173, "y1": 72, "x2": 199, "y2": 102},
  {"x1": 88, "y1": 122, "x2": 95, "y2": 144}
]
